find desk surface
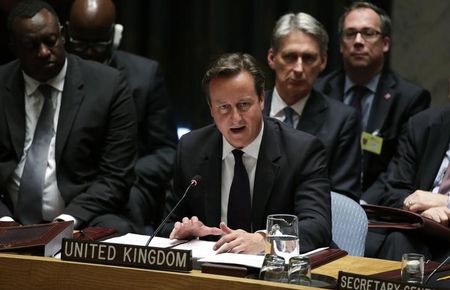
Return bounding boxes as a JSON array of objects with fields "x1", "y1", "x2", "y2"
[{"x1": 0, "y1": 253, "x2": 400, "y2": 290}]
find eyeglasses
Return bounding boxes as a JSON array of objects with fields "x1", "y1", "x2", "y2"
[
  {"x1": 342, "y1": 28, "x2": 383, "y2": 42},
  {"x1": 68, "y1": 36, "x2": 112, "y2": 53}
]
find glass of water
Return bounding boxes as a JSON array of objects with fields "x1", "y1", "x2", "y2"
[
  {"x1": 259, "y1": 254, "x2": 286, "y2": 282},
  {"x1": 288, "y1": 256, "x2": 311, "y2": 286},
  {"x1": 401, "y1": 253, "x2": 424, "y2": 284},
  {"x1": 265, "y1": 214, "x2": 300, "y2": 262}
]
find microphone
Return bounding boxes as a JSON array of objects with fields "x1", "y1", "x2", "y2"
[
  {"x1": 145, "y1": 175, "x2": 202, "y2": 247},
  {"x1": 424, "y1": 254, "x2": 450, "y2": 284}
]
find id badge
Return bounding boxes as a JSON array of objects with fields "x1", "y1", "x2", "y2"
[{"x1": 361, "y1": 131, "x2": 383, "y2": 155}]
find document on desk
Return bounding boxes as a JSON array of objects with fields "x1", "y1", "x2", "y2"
[
  {"x1": 103, "y1": 234, "x2": 263, "y2": 267},
  {"x1": 103, "y1": 233, "x2": 217, "y2": 259},
  {"x1": 102, "y1": 234, "x2": 331, "y2": 269}
]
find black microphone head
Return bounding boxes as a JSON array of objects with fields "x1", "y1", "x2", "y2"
[{"x1": 191, "y1": 175, "x2": 202, "y2": 186}]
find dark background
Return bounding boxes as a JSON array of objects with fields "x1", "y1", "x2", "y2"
[{"x1": 0, "y1": 0, "x2": 391, "y2": 130}]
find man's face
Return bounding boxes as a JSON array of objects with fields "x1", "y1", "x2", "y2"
[
  {"x1": 11, "y1": 9, "x2": 65, "y2": 82},
  {"x1": 268, "y1": 30, "x2": 327, "y2": 104},
  {"x1": 67, "y1": 23, "x2": 113, "y2": 63},
  {"x1": 209, "y1": 71, "x2": 264, "y2": 149},
  {"x1": 340, "y1": 8, "x2": 390, "y2": 72}
]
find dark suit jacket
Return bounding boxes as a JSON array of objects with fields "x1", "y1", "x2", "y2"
[
  {"x1": 264, "y1": 89, "x2": 361, "y2": 201},
  {"x1": 110, "y1": 50, "x2": 177, "y2": 223},
  {"x1": 163, "y1": 117, "x2": 332, "y2": 253},
  {"x1": 0, "y1": 54, "x2": 137, "y2": 226},
  {"x1": 379, "y1": 106, "x2": 450, "y2": 208},
  {"x1": 315, "y1": 69, "x2": 431, "y2": 196}
]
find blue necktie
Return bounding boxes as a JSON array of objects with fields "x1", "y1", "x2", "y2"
[
  {"x1": 16, "y1": 85, "x2": 55, "y2": 224},
  {"x1": 227, "y1": 149, "x2": 252, "y2": 232},
  {"x1": 283, "y1": 106, "x2": 295, "y2": 128}
]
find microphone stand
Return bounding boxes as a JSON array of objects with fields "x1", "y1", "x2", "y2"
[{"x1": 145, "y1": 176, "x2": 201, "y2": 247}]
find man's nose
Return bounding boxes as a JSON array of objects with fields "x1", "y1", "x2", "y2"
[
  {"x1": 293, "y1": 57, "x2": 303, "y2": 73},
  {"x1": 37, "y1": 43, "x2": 51, "y2": 58}
]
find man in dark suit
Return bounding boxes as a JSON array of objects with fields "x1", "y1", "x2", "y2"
[
  {"x1": 365, "y1": 106, "x2": 450, "y2": 261},
  {"x1": 314, "y1": 2, "x2": 430, "y2": 201},
  {"x1": 0, "y1": 0, "x2": 137, "y2": 233},
  {"x1": 265, "y1": 12, "x2": 361, "y2": 201},
  {"x1": 66, "y1": 0, "x2": 178, "y2": 233},
  {"x1": 163, "y1": 53, "x2": 331, "y2": 254}
]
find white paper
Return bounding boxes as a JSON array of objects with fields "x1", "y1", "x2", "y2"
[{"x1": 198, "y1": 253, "x2": 265, "y2": 268}]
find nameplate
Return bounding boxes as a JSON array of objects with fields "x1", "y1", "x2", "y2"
[
  {"x1": 338, "y1": 271, "x2": 445, "y2": 290},
  {"x1": 61, "y1": 238, "x2": 192, "y2": 272}
]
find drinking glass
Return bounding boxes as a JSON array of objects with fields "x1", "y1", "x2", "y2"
[
  {"x1": 265, "y1": 214, "x2": 299, "y2": 262},
  {"x1": 288, "y1": 256, "x2": 311, "y2": 286},
  {"x1": 259, "y1": 254, "x2": 286, "y2": 282},
  {"x1": 401, "y1": 253, "x2": 424, "y2": 284}
]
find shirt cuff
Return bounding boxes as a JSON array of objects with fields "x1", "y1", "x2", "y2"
[
  {"x1": 0, "y1": 216, "x2": 15, "y2": 222},
  {"x1": 54, "y1": 214, "x2": 79, "y2": 229}
]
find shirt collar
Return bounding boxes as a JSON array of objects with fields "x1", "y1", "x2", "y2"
[
  {"x1": 222, "y1": 120, "x2": 264, "y2": 160},
  {"x1": 344, "y1": 73, "x2": 381, "y2": 95},
  {"x1": 270, "y1": 87, "x2": 310, "y2": 118},
  {"x1": 23, "y1": 58, "x2": 68, "y2": 97}
]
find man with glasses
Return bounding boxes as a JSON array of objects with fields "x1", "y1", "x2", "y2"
[
  {"x1": 315, "y1": 2, "x2": 430, "y2": 204},
  {"x1": 67, "y1": 0, "x2": 178, "y2": 233}
]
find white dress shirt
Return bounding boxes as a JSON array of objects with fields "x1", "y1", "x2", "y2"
[
  {"x1": 269, "y1": 87, "x2": 310, "y2": 128},
  {"x1": 2, "y1": 59, "x2": 76, "y2": 225},
  {"x1": 220, "y1": 122, "x2": 264, "y2": 224}
]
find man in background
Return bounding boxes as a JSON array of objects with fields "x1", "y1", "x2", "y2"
[
  {"x1": 0, "y1": 0, "x2": 137, "y2": 233},
  {"x1": 365, "y1": 105, "x2": 450, "y2": 261},
  {"x1": 266, "y1": 12, "x2": 361, "y2": 201},
  {"x1": 315, "y1": 1, "x2": 430, "y2": 203},
  {"x1": 67, "y1": 0, "x2": 178, "y2": 233},
  {"x1": 163, "y1": 53, "x2": 331, "y2": 254}
]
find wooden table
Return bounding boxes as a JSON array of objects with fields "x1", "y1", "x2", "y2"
[{"x1": 0, "y1": 253, "x2": 400, "y2": 290}]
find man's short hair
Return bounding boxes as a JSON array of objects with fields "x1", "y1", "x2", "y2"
[
  {"x1": 202, "y1": 53, "x2": 265, "y2": 104},
  {"x1": 338, "y1": 1, "x2": 392, "y2": 38},
  {"x1": 271, "y1": 12, "x2": 329, "y2": 54},
  {"x1": 7, "y1": 0, "x2": 59, "y2": 33}
]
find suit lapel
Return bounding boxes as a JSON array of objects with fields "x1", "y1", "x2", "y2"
[
  {"x1": 323, "y1": 72, "x2": 345, "y2": 101},
  {"x1": 366, "y1": 72, "x2": 396, "y2": 134},
  {"x1": 252, "y1": 119, "x2": 281, "y2": 230},
  {"x1": 55, "y1": 55, "x2": 85, "y2": 164},
  {"x1": 4, "y1": 64, "x2": 25, "y2": 159},
  {"x1": 297, "y1": 90, "x2": 327, "y2": 135},
  {"x1": 418, "y1": 114, "x2": 450, "y2": 188},
  {"x1": 200, "y1": 130, "x2": 223, "y2": 226}
]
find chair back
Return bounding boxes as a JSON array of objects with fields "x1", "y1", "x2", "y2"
[{"x1": 331, "y1": 192, "x2": 368, "y2": 256}]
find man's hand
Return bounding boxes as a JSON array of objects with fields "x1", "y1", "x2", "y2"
[
  {"x1": 403, "y1": 190, "x2": 449, "y2": 212},
  {"x1": 421, "y1": 207, "x2": 450, "y2": 226},
  {"x1": 169, "y1": 216, "x2": 222, "y2": 240},
  {"x1": 213, "y1": 222, "x2": 265, "y2": 254}
]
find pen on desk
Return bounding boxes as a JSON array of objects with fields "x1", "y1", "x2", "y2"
[
  {"x1": 165, "y1": 240, "x2": 190, "y2": 249},
  {"x1": 437, "y1": 274, "x2": 450, "y2": 281}
]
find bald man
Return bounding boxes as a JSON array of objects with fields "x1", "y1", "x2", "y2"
[{"x1": 67, "y1": 0, "x2": 178, "y2": 233}]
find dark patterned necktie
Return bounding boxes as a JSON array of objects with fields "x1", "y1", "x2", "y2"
[
  {"x1": 283, "y1": 106, "x2": 295, "y2": 128},
  {"x1": 227, "y1": 149, "x2": 252, "y2": 232},
  {"x1": 439, "y1": 166, "x2": 450, "y2": 194},
  {"x1": 16, "y1": 85, "x2": 55, "y2": 224},
  {"x1": 350, "y1": 85, "x2": 368, "y2": 122}
]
